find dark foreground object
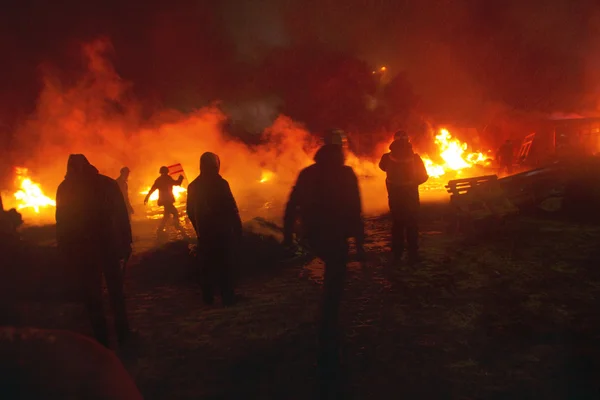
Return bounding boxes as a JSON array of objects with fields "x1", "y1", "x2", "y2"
[{"x1": 0, "y1": 327, "x2": 142, "y2": 399}]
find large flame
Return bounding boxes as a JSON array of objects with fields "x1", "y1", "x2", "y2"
[
  {"x1": 421, "y1": 129, "x2": 490, "y2": 178},
  {"x1": 12, "y1": 167, "x2": 56, "y2": 213}
]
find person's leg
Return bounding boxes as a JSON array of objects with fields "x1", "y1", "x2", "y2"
[
  {"x1": 199, "y1": 249, "x2": 216, "y2": 305},
  {"x1": 102, "y1": 257, "x2": 131, "y2": 343},
  {"x1": 81, "y1": 261, "x2": 110, "y2": 347},
  {"x1": 316, "y1": 240, "x2": 348, "y2": 397},
  {"x1": 219, "y1": 248, "x2": 235, "y2": 306},
  {"x1": 158, "y1": 206, "x2": 169, "y2": 234},
  {"x1": 391, "y1": 217, "x2": 406, "y2": 262},
  {"x1": 167, "y1": 203, "x2": 187, "y2": 236}
]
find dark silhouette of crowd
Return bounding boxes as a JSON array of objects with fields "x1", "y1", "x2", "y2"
[{"x1": 1, "y1": 128, "x2": 429, "y2": 399}]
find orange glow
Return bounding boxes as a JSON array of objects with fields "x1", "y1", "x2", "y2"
[
  {"x1": 421, "y1": 128, "x2": 489, "y2": 178},
  {"x1": 12, "y1": 167, "x2": 56, "y2": 213},
  {"x1": 6, "y1": 39, "x2": 498, "y2": 224},
  {"x1": 140, "y1": 186, "x2": 187, "y2": 202},
  {"x1": 259, "y1": 170, "x2": 274, "y2": 183}
]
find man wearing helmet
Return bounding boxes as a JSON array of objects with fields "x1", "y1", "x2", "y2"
[
  {"x1": 284, "y1": 128, "x2": 365, "y2": 396},
  {"x1": 186, "y1": 152, "x2": 242, "y2": 306},
  {"x1": 115, "y1": 167, "x2": 134, "y2": 216},
  {"x1": 379, "y1": 130, "x2": 429, "y2": 266},
  {"x1": 144, "y1": 166, "x2": 186, "y2": 237}
]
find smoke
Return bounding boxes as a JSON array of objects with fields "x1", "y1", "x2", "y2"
[{"x1": 6, "y1": 39, "x2": 391, "y2": 223}]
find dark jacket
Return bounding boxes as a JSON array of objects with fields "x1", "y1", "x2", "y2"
[
  {"x1": 283, "y1": 144, "x2": 365, "y2": 245},
  {"x1": 379, "y1": 140, "x2": 429, "y2": 188},
  {"x1": 186, "y1": 165, "x2": 242, "y2": 245},
  {"x1": 56, "y1": 155, "x2": 132, "y2": 258},
  {"x1": 115, "y1": 176, "x2": 133, "y2": 214},
  {"x1": 147, "y1": 175, "x2": 184, "y2": 206}
]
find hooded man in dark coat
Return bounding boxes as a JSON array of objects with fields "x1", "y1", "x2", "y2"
[
  {"x1": 186, "y1": 152, "x2": 242, "y2": 306},
  {"x1": 379, "y1": 131, "x2": 429, "y2": 265},
  {"x1": 55, "y1": 154, "x2": 134, "y2": 347},
  {"x1": 283, "y1": 129, "x2": 365, "y2": 397}
]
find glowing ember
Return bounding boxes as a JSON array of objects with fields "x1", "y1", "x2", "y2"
[
  {"x1": 13, "y1": 167, "x2": 56, "y2": 213},
  {"x1": 421, "y1": 128, "x2": 489, "y2": 178},
  {"x1": 259, "y1": 170, "x2": 274, "y2": 183},
  {"x1": 140, "y1": 186, "x2": 187, "y2": 202}
]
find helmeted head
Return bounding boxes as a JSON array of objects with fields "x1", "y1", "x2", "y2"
[
  {"x1": 394, "y1": 130, "x2": 410, "y2": 142},
  {"x1": 324, "y1": 129, "x2": 347, "y2": 147},
  {"x1": 120, "y1": 166, "x2": 130, "y2": 179},
  {"x1": 159, "y1": 166, "x2": 169, "y2": 175},
  {"x1": 200, "y1": 152, "x2": 221, "y2": 176}
]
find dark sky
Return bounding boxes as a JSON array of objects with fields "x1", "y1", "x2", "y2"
[{"x1": 1, "y1": 0, "x2": 599, "y2": 130}]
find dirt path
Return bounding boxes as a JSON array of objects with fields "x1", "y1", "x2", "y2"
[{"x1": 9, "y1": 208, "x2": 600, "y2": 399}]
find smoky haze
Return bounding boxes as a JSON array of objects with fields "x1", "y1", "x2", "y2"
[{"x1": 1, "y1": 0, "x2": 600, "y2": 188}]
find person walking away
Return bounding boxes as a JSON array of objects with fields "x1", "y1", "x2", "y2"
[
  {"x1": 115, "y1": 167, "x2": 134, "y2": 216},
  {"x1": 379, "y1": 130, "x2": 429, "y2": 266},
  {"x1": 284, "y1": 129, "x2": 365, "y2": 398},
  {"x1": 496, "y1": 139, "x2": 515, "y2": 175},
  {"x1": 55, "y1": 154, "x2": 135, "y2": 348},
  {"x1": 186, "y1": 152, "x2": 242, "y2": 306},
  {"x1": 144, "y1": 166, "x2": 186, "y2": 238}
]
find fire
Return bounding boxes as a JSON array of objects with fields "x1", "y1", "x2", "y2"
[
  {"x1": 12, "y1": 167, "x2": 56, "y2": 213},
  {"x1": 259, "y1": 170, "x2": 274, "y2": 183},
  {"x1": 141, "y1": 186, "x2": 187, "y2": 202},
  {"x1": 422, "y1": 129, "x2": 489, "y2": 178}
]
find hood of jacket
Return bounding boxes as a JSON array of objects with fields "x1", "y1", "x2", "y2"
[
  {"x1": 314, "y1": 144, "x2": 345, "y2": 167},
  {"x1": 200, "y1": 152, "x2": 221, "y2": 177},
  {"x1": 65, "y1": 154, "x2": 99, "y2": 180}
]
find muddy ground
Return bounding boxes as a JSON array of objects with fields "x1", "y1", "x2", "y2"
[{"x1": 8, "y1": 202, "x2": 600, "y2": 399}]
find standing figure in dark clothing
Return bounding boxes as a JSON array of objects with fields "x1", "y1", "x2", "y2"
[
  {"x1": 55, "y1": 154, "x2": 135, "y2": 348},
  {"x1": 115, "y1": 167, "x2": 134, "y2": 216},
  {"x1": 143, "y1": 166, "x2": 186, "y2": 237},
  {"x1": 496, "y1": 139, "x2": 515, "y2": 175},
  {"x1": 379, "y1": 131, "x2": 429, "y2": 266},
  {"x1": 284, "y1": 129, "x2": 365, "y2": 398},
  {"x1": 186, "y1": 152, "x2": 242, "y2": 306}
]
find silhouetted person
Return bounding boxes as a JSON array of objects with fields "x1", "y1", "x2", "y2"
[
  {"x1": 379, "y1": 131, "x2": 429, "y2": 266},
  {"x1": 496, "y1": 139, "x2": 515, "y2": 175},
  {"x1": 55, "y1": 154, "x2": 134, "y2": 348},
  {"x1": 144, "y1": 166, "x2": 186, "y2": 237},
  {"x1": 115, "y1": 167, "x2": 134, "y2": 216},
  {"x1": 284, "y1": 129, "x2": 365, "y2": 398},
  {"x1": 0, "y1": 327, "x2": 143, "y2": 399},
  {"x1": 187, "y1": 152, "x2": 242, "y2": 306}
]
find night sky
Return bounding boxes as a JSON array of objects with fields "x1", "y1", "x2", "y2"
[{"x1": 2, "y1": 0, "x2": 600, "y2": 133}]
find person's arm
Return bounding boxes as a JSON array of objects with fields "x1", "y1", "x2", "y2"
[
  {"x1": 185, "y1": 182, "x2": 198, "y2": 232},
  {"x1": 414, "y1": 154, "x2": 429, "y2": 185},
  {"x1": 143, "y1": 181, "x2": 158, "y2": 205},
  {"x1": 172, "y1": 175, "x2": 184, "y2": 186},
  {"x1": 283, "y1": 171, "x2": 306, "y2": 246},
  {"x1": 110, "y1": 180, "x2": 133, "y2": 250},
  {"x1": 346, "y1": 168, "x2": 365, "y2": 255},
  {"x1": 378, "y1": 153, "x2": 389, "y2": 172},
  {"x1": 222, "y1": 181, "x2": 243, "y2": 242},
  {"x1": 55, "y1": 184, "x2": 67, "y2": 250}
]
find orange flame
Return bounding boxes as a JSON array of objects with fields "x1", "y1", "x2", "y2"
[
  {"x1": 12, "y1": 167, "x2": 56, "y2": 213},
  {"x1": 421, "y1": 129, "x2": 489, "y2": 178}
]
